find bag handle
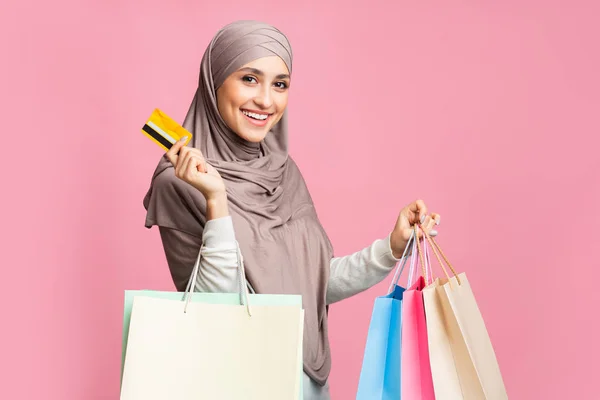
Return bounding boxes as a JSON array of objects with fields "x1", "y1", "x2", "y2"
[
  {"x1": 388, "y1": 224, "x2": 437, "y2": 292},
  {"x1": 421, "y1": 227, "x2": 434, "y2": 285},
  {"x1": 182, "y1": 241, "x2": 252, "y2": 316},
  {"x1": 425, "y1": 233, "x2": 433, "y2": 283},
  {"x1": 411, "y1": 225, "x2": 436, "y2": 286},
  {"x1": 407, "y1": 226, "x2": 433, "y2": 286},
  {"x1": 407, "y1": 231, "x2": 418, "y2": 286},
  {"x1": 414, "y1": 223, "x2": 451, "y2": 285},
  {"x1": 387, "y1": 229, "x2": 415, "y2": 294},
  {"x1": 418, "y1": 223, "x2": 461, "y2": 286}
]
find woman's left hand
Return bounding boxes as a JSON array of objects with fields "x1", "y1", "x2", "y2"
[{"x1": 389, "y1": 199, "x2": 441, "y2": 259}]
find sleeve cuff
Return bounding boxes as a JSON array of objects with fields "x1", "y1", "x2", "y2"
[
  {"x1": 202, "y1": 216, "x2": 237, "y2": 248},
  {"x1": 372, "y1": 233, "x2": 403, "y2": 267}
]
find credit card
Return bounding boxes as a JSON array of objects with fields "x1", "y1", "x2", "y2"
[{"x1": 141, "y1": 108, "x2": 193, "y2": 151}]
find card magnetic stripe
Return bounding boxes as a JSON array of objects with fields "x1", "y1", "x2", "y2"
[{"x1": 142, "y1": 121, "x2": 176, "y2": 150}]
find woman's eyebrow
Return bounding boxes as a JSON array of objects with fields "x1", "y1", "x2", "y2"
[{"x1": 238, "y1": 67, "x2": 290, "y2": 80}]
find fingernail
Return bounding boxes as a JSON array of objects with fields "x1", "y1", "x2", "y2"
[
  {"x1": 436, "y1": 216, "x2": 441, "y2": 226},
  {"x1": 430, "y1": 230, "x2": 438, "y2": 236},
  {"x1": 180, "y1": 136, "x2": 188, "y2": 142},
  {"x1": 420, "y1": 215, "x2": 426, "y2": 224}
]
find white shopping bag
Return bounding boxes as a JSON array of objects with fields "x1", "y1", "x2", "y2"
[{"x1": 120, "y1": 245, "x2": 304, "y2": 400}]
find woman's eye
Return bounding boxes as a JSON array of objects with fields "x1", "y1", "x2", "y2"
[
  {"x1": 275, "y1": 81, "x2": 288, "y2": 89},
  {"x1": 242, "y1": 76, "x2": 257, "y2": 83}
]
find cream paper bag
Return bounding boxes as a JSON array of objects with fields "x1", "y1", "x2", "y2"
[
  {"x1": 120, "y1": 244, "x2": 304, "y2": 400},
  {"x1": 419, "y1": 228, "x2": 508, "y2": 400}
]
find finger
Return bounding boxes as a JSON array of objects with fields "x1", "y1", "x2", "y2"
[
  {"x1": 175, "y1": 149, "x2": 190, "y2": 178},
  {"x1": 194, "y1": 155, "x2": 207, "y2": 173},
  {"x1": 191, "y1": 150, "x2": 207, "y2": 173},
  {"x1": 182, "y1": 152, "x2": 204, "y2": 180},
  {"x1": 417, "y1": 215, "x2": 435, "y2": 237},
  {"x1": 424, "y1": 215, "x2": 436, "y2": 232},
  {"x1": 411, "y1": 224, "x2": 422, "y2": 240},
  {"x1": 166, "y1": 136, "x2": 188, "y2": 165},
  {"x1": 182, "y1": 152, "x2": 198, "y2": 181},
  {"x1": 182, "y1": 148, "x2": 207, "y2": 172},
  {"x1": 177, "y1": 147, "x2": 194, "y2": 176},
  {"x1": 430, "y1": 212, "x2": 441, "y2": 226},
  {"x1": 409, "y1": 199, "x2": 428, "y2": 223},
  {"x1": 174, "y1": 148, "x2": 184, "y2": 177},
  {"x1": 426, "y1": 218, "x2": 438, "y2": 237},
  {"x1": 421, "y1": 220, "x2": 438, "y2": 237}
]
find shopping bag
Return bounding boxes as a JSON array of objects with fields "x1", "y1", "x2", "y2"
[
  {"x1": 401, "y1": 226, "x2": 435, "y2": 400},
  {"x1": 422, "y1": 229, "x2": 508, "y2": 399},
  {"x1": 356, "y1": 231, "x2": 415, "y2": 400},
  {"x1": 120, "y1": 245, "x2": 305, "y2": 400}
]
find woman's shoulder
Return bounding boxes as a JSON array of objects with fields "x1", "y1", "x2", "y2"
[
  {"x1": 143, "y1": 156, "x2": 207, "y2": 233},
  {"x1": 284, "y1": 155, "x2": 305, "y2": 180}
]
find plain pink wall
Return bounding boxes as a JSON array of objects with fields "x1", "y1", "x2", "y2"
[{"x1": 2, "y1": 1, "x2": 598, "y2": 399}]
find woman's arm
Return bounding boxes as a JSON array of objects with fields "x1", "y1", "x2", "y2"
[
  {"x1": 158, "y1": 216, "x2": 240, "y2": 293},
  {"x1": 325, "y1": 199, "x2": 442, "y2": 304},
  {"x1": 160, "y1": 216, "x2": 400, "y2": 304},
  {"x1": 326, "y1": 234, "x2": 401, "y2": 305}
]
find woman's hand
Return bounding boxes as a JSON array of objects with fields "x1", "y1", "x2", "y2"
[
  {"x1": 165, "y1": 137, "x2": 227, "y2": 204},
  {"x1": 389, "y1": 199, "x2": 441, "y2": 259}
]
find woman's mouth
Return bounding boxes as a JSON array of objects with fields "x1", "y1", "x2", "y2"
[{"x1": 241, "y1": 109, "x2": 271, "y2": 127}]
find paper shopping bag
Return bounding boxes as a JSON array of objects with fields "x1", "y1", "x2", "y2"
[
  {"x1": 120, "y1": 292, "x2": 304, "y2": 400},
  {"x1": 356, "y1": 284, "x2": 405, "y2": 400},
  {"x1": 422, "y1": 231, "x2": 508, "y2": 399},
  {"x1": 120, "y1": 243, "x2": 305, "y2": 400},
  {"x1": 440, "y1": 273, "x2": 508, "y2": 399},
  {"x1": 423, "y1": 277, "x2": 470, "y2": 399},
  {"x1": 401, "y1": 276, "x2": 435, "y2": 400},
  {"x1": 401, "y1": 226, "x2": 435, "y2": 400},
  {"x1": 356, "y1": 230, "x2": 416, "y2": 400}
]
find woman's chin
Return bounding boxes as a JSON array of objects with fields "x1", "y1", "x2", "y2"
[{"x1": 236, "y1": 126, "x2": 270, "y2": 143}]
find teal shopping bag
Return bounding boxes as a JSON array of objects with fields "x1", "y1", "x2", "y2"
[{"x1": 356, "y1": 230, "x2": 416, "y2": 400}]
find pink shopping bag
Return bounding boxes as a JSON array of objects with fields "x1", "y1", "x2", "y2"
[
  {"x1": 401, "y1": 276, "x2": 435, "y2": 400},
  {"x1": 401, "y1": 226, "x2": 435, "y2": 400}
]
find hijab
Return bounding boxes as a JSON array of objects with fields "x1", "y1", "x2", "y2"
[{"x1": 143, "y1": 20, "x2": 334, "y2": 385}]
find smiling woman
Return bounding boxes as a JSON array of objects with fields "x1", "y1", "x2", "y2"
[
  {"x1": 142, "y1": 20, "x2": 439, "y2": 400},
  {"x1": 216, "y1": 57, "x2": 291, "y2": 142},
  {"x1": 217, "y1": 56, "x2": 290, "y2": 143}
]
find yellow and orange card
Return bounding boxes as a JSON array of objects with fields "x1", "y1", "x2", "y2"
[{"x1": 141, "y1": 108, "x2": 192, "y2": 151}]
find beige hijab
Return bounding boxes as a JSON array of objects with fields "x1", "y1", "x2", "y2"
[{"x1": 143, "y1": 20, "x2": 334, "y2": 385}]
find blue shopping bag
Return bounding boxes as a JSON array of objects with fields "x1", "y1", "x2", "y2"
[
  {"x1": 356, "y1": 285, "x2": 406, "y2": 400},
  {"x1": 356, "y1": 231, "x2": 416, "y2": 400}
]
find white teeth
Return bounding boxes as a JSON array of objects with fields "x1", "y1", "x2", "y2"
[{"x1": 242, "y1": 110, "x2": 268, "y2": 120}]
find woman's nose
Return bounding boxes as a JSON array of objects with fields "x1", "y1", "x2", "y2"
[{"x1": 253, "y1": 87, "x2": 273, "y2": 109}]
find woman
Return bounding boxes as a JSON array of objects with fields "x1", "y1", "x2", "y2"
[{"x1": 143, "y1": 20, "x2": 440, "y2": 399}]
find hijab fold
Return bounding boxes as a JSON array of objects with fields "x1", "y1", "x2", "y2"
[{"x1": 143, "y1": 20, "x2": 334, "y2": 385}]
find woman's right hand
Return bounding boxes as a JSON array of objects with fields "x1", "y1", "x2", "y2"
[{"x1": 165, "y1": 137, "x2": 227, "y2": 201}]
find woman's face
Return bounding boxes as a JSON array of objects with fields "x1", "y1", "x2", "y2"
[{"x1": 216, "y1": 56, "x2": 290, "y2": 143}]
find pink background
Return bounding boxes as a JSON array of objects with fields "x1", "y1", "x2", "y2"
[{"x1": 2, "y1": 1, "x2": 598, "y2": 399}]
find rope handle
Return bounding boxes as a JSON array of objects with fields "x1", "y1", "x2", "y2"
[
  {"x1": 418, "y1": 223, "x2": 461, "y2": 286},
  {"x1": 182, "y1": 242, "x2": 252, "y2": 316}
]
